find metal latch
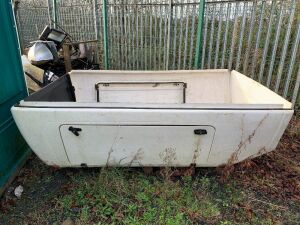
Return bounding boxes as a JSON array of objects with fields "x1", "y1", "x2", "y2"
[
  {"x1": 194, "y1": 129, "x2": 207, "y2": 135},
  {"x1": 68, "y1": 126, "x2": 82, "y2": 136}
]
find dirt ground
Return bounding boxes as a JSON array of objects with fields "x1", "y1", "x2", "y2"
[{"x1": 0, "y1": 118, "x2": 299, "y2": 225}]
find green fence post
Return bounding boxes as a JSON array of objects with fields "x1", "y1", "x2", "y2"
[
  {"x1": 102, "y1": 0, "x2": 109, "y2": 69},
  {"x1": 52, "y1": 0, "x2": 57, "y2": 29},
  {"x1": 194, "y1": 0, "x2": 205, "y2": 69},
  {"x1": 166, "y1": 0, "x2": 173, "y2": 70}
]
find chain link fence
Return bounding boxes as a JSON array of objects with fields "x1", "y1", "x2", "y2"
[{"x1": 15, "y1": 0, "x2": 300, "y2": 108}]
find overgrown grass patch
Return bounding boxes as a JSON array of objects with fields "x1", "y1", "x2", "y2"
[
  {"x1": 25, "y1": 167, "x2": 291, "y2": 225},
  {"x1": 1, "y1": 163, "x2": 299, "y2": 224},
  {"x1": 56, "y1": 168, "x2": 224, "y2": 224}
]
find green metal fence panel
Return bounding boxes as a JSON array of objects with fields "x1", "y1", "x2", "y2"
[
  {"x1": 194, "y1": 0, "x2": 205, "y2": 69},
  {"x1": 0, "y1": 0, "x2": 31, "y2": 193},
  {"x1": 14, "y1": 0, "x2": 300, "y2": 108},
  {"x1": 102, "y1": 0, "x2": 109, "y2": 69}
]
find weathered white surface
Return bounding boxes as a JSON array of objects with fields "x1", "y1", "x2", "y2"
[
  {"x1": 70, "y1": 70, "x2": 231, "y2": 104},
  {"x1": 12, "y1": 107, "x2": 292, "y2": 167},
  {"x1": 18, "y1": 101, "x2": 284, "y2": 109},
  {"x1": 11, "y1": 69, "x2": 293, "y2": 167},
  {"x1": 70, "y1": 70, "x2": 292, "y2": 109},
  {"x1": 231, "y1": 70, "x2": 292, "y2": 108},
  {"x1": 60, "y1": 125, "x2": 215, "y2": 166},
  {"x1": 97, "y1": 82, "x2": 185, "y2": 104}
]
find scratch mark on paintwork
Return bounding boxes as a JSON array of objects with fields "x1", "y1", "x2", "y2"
[
  {"x1": 228, "y1": 114, "x2": 269, "y2": 165},
  {"x1": 106, "y1": 127, "x2": 120, "y2": 166}
]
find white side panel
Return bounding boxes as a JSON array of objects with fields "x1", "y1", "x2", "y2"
[
  {"x1": 11, "y1": 107, "x2": 293, "y2": 167},
  {"x1": 60, "y1": 125, "x2": 215, "y2": 166},
  {"x1": 230, "y1": 70, "x2": 292, "y2": 108},
  {"x1": 70, "y1": 70, "x2": 231, "y2": 104}
]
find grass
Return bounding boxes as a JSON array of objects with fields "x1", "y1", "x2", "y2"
[
  {"x1": 0, "y1": 118, "x2": 299, "y2": 224},
  {"x1": 1, "y1": 165, "x2": 299, "y2": 224},
  {"x1": 57, "y1": 170, "x2": 226, "y2": 224}
]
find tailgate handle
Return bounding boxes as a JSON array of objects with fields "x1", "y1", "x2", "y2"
[
  {"x1": 68, "y1": 126, "x2": 82, "y2": 136},
  {"x1": 194, "y1": 129, "x2": 207, "y2": 135}
]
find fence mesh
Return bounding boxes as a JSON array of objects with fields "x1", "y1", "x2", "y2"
[
  {"x1": 16, "y1": 0, "x2": 50, "y2": 49},
  {"x1": 15, "y1": 0, "x2": 300, "y2": 107}
]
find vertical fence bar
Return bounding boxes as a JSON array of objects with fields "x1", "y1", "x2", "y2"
[
  {"x1": 127, "y1": 4, "x2": 130, "y2": 69},
  {"x1": 149, "y1": 3, "x2": 153, "y2": 69},
  {"x1": 235, "y1": 2, "x2": 248, "y2": 71},
  {"x1": 275, "y1": 0, "x2": 296, "y2": 92},
  {"x1": 107, "y1": 1, "x2": 111, "y2": 68},
  {"x1": 127, "y1": 4, "x2": 131, "y2": 69},
  {"x1": 177, "y1": 3, "x2": 184, "y2": 69},
  {"x1": 250, "y1": 0, "x2": 266, "y2": 79},
  {"x1": 214, "y1": 3, "x2": 223, "y2": 69},
  {"x1": 102, "y1": 0, "x2": 109, "y2": 69},
  {"x1": 158, "y1": 5, "x2": 163, "y2": 69},
  {"x1": 93, "y1": 0, "x2": 101, "y2": 65},
  {"x1": 128, "y1": 7, "x2": 133, "y2": 70},
  {"x1": 140, "y1": 5, "x2": 144, "y2": 70},
  {"x1": 144, "y1": 5, "x2": 148, "y2": 70},
  {"x1": 123, "y1": 6, "x2": 128, "y2": 70},
  {"x1": 163, "y1": 4, "x2": 168, "y2": 70},
  {"x1": 194, "y1": 0, "x2": 205, "y2": 69},
  {"x1": 266, "y1": 1, "x2": 284, "y2": 88},
  {"x1": 207, "y1": 4, "x2": 216, "y2": 69},
  {"x1": 172, "y1": 4, "x2": 178, "y2": 70},
  {"x1": 183, "y1": 3, "x2": 190, "y2": 69},
  {"x1": 292, "y1": 65, "x2": 300, "y2": 106},
  {"x1": 188, "y1": 5, "x2": 196, "y2": 69},
  {"x1": 117, "y1": 4, "x2": 122, "y2": 70},
  {"x1": 201, "y1": 9, "x2": 208, "y2": 69},
  {"x1": 14, "y1": 2, "x2": 24, "y2": 52},
  {"x1": 228, "y1": 2, "x2": 239, "y2": 71},
  {"x1": 135, "y1": 6, "x2": 139, "y2": 69},
  {"x1": 110, "y1": 2, "x2": 115, "y2": 68},
  {"x1": 243, "y1": 0, "x2": 257, "y2": 74},
  {"x1": 118, "y1": 4, "x2": 123, "y2": 69},
  {"x1": 221, "y1": 3, "x2": 231, "y2": 68},
  {"x1": 166, "y1": 0, "x2": 173, "y2": 70},
  {"x1": 47, "y1": 0, "x2": 52, "y2": 28},
  {"x1": 132, "y1": 6, "x2": 136, "y2": 70},
  {"x1": 283, "y1": 21, "x2": 300, "y2": 98},
  {"x1": 258, "y1": 0, "x2": 275, "y2": 83},
  {"x1": 154, "y1": 5, "x2": 158, "y2": 70},
  {"x1": 52, "y1": 0, "x2": 57, "y2": 28}
]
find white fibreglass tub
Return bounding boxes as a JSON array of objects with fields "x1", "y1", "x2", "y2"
[{"x1": 11, "y1": 70, "x2": 293, "y2": 167}]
